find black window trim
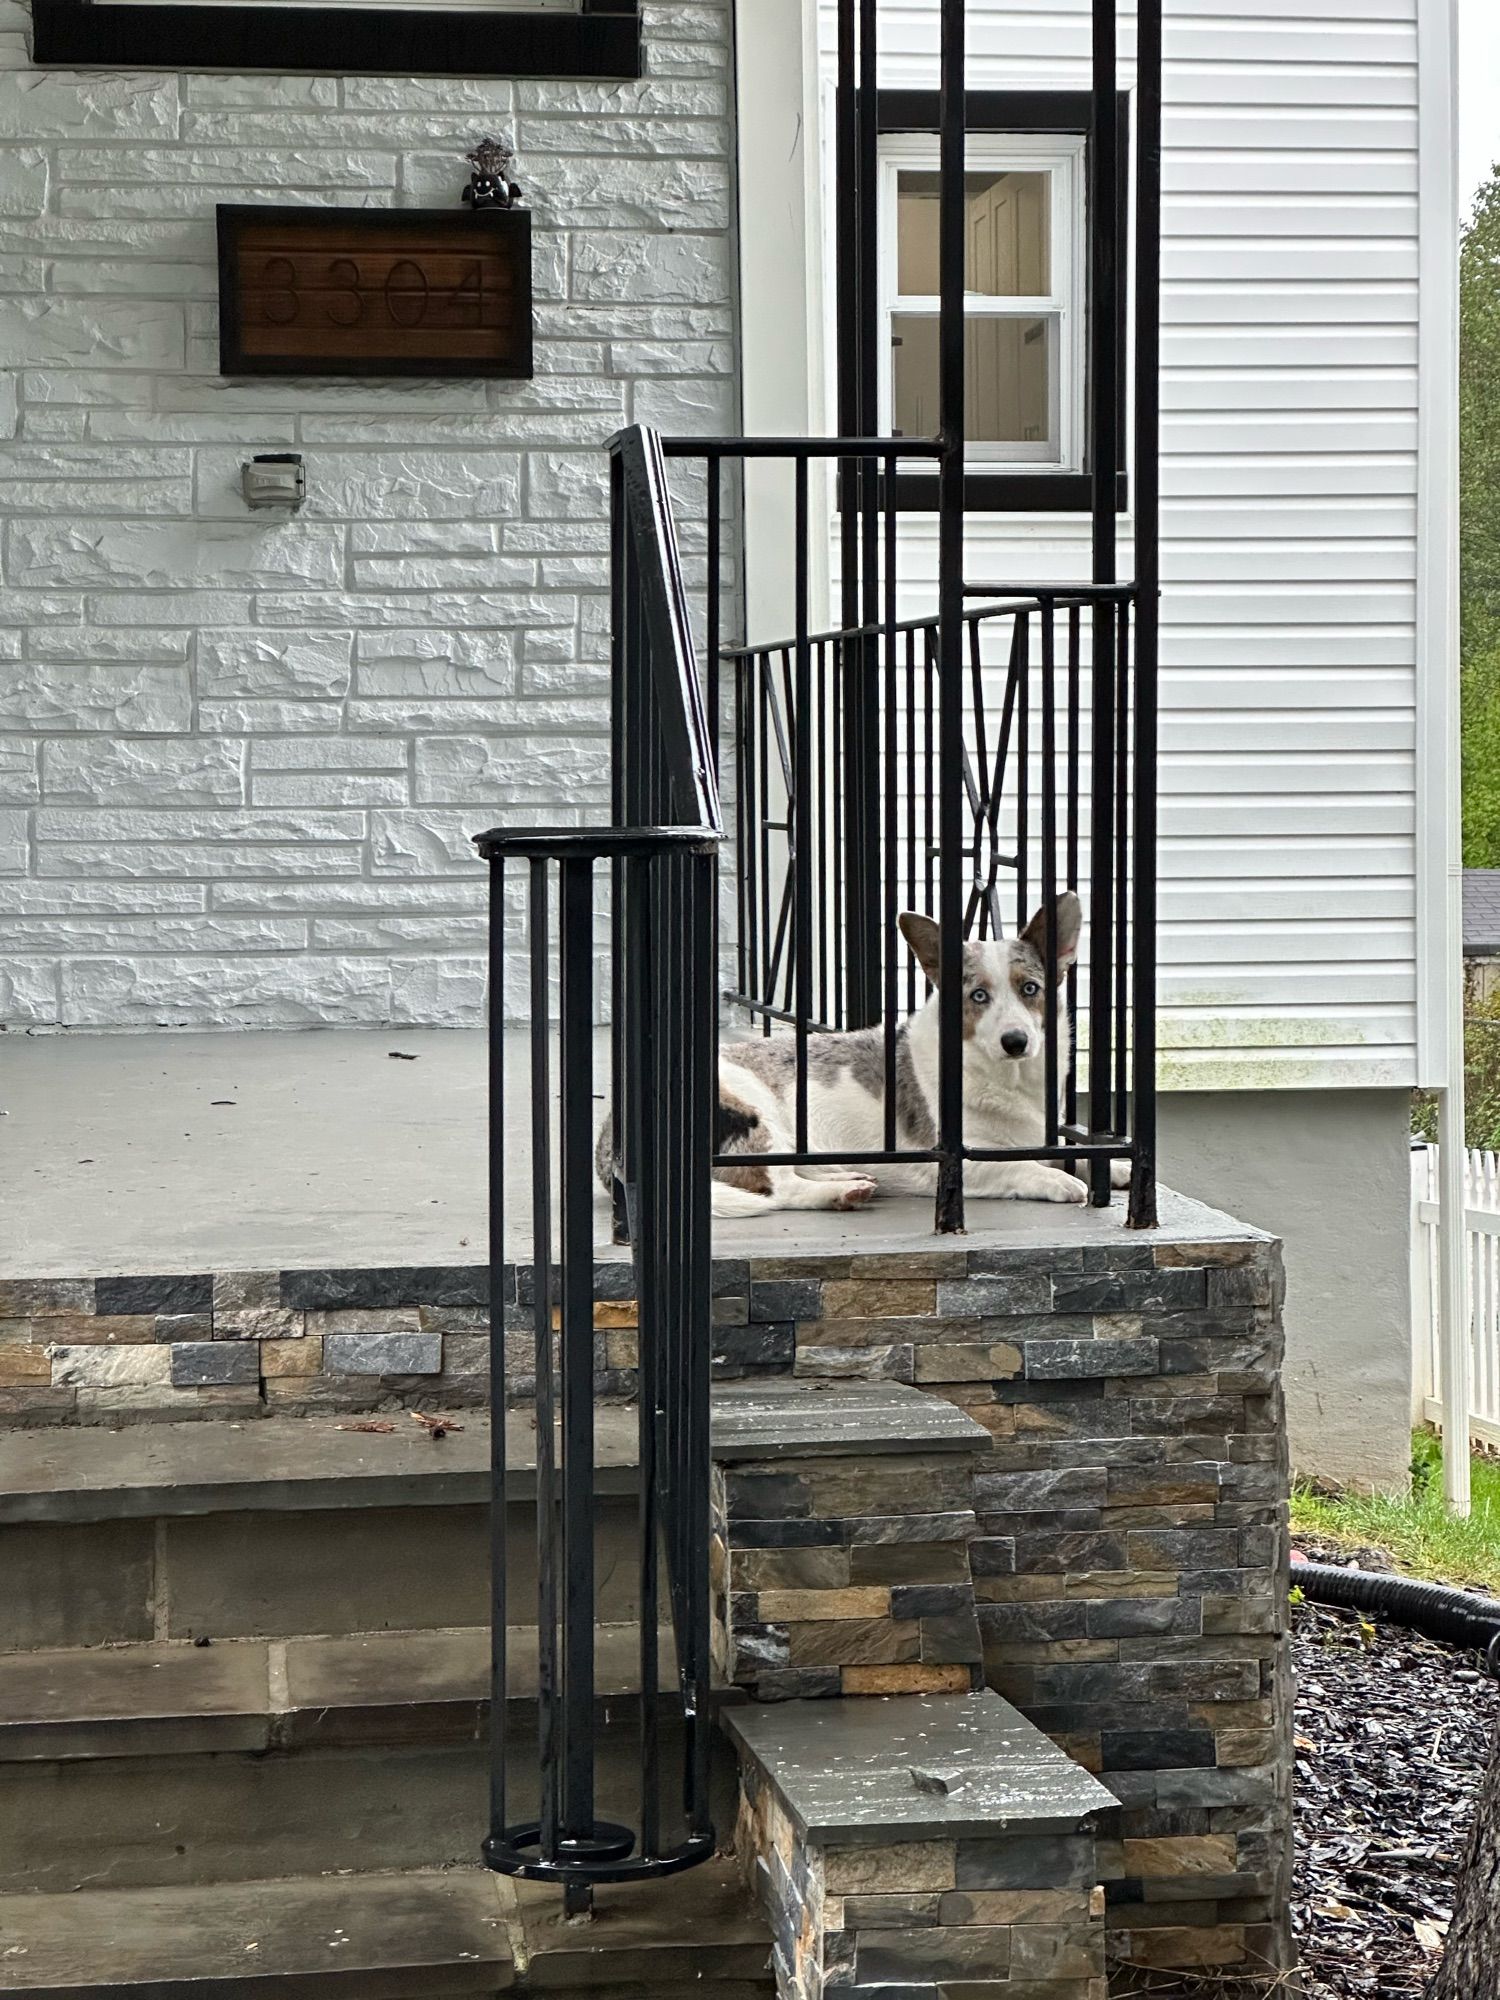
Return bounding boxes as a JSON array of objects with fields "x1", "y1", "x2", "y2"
[
  {"x1": 869, "y1": 87, "x2": 1130, "y2": 517},
  {"x1": 30, "y1": 0, "x2": 641, "y2": 79}
]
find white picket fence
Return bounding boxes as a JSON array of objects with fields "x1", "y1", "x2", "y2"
[{"x1": 1412, "y1": 1144, "x2": 1500, "y2": 1451}]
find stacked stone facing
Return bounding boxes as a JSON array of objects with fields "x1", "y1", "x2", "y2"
[
  {"x1": 711, "y1": 1456, "x2": 986, "y2": 1699},
  {"x1": 0, "y1": 1194, "x2": 1292, "y2": 1981}
]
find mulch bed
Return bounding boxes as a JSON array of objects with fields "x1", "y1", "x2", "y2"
[{"x1": 1290, "y1": 1542, "x2": 1499, "y2": 1999}]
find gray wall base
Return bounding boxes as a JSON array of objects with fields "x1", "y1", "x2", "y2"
[{"x1": 1157, "y1": 1088, "x2": 1411, "y2": 1491}]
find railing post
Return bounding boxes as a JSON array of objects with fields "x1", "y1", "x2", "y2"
[
  {"x1": 527, "y1": 858, "x2": 559, "y2": 1869},
  {"x1": 557, "y1": 854, "x2": 599, "y2": 1913},
  {"x1": 835, "y1": 0, "x2": 884, "y2": 1031},
  {"x1": 486, "y1": 852, "x2": 509, "y2": 1859},
  {"x1": 934, "y1": 0, "x2": 966, "y2": 1232},
  {"x1": 609, "y1": 446, "x2": 631, "y2": 1245},
  {"x1": 1128, "y1": 0, "x2": 1162, "y2": 1230},
  {"x1": 1085, "y1": 0, "x2": 1121, "y2": 1209},
  {"x1": 682, "y1": 843, "x2": 717, "y2": 1839},
  {"x1": 794, "y1": 459, "x2": 813, "y2": 1152}
]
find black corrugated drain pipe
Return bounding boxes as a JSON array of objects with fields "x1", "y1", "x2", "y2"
[{"x1": 1296, "y1": 1561, "x2": 1500, "y2": 1671}]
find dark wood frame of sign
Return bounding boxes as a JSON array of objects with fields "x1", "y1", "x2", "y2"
[
  {"x1": 217, "y1": 206, "x2": 534, "y2": 380},
  {"x1": 31, "y1": 0, "x2": 640, "y2": 78}
]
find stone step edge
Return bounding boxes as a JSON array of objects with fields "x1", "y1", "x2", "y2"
[
  {"x1": 0, "y1": 1381, "x2": 990, "y2": 1528},
  {"x1": 0, "y1": 1867, "x2": 514, "y2": 1999},
  {"x1": 0, "y1": 1857, "x2": 777, "y2": 1997},
  {"x1": 727, "y1": 1691, "x2": 1117, "y2": 2000},
  {"x1": 0, "y1": 1625, "x2": 744, "y2": 1764},
  {"x1": 726, "y1": 1688, "x2": 1118, "y2": 1847}
]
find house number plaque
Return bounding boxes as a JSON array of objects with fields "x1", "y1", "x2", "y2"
[{"x1": 216, "y1": 206, "x2": 533, "y2": 379}]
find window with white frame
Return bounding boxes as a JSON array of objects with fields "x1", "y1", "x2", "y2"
[{"x1": 879, "y1": 134, "x2": 1086, "y2": 472}]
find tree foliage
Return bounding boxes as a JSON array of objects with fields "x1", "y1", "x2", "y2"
[
  {"x1": 1462, "y1": 168, "x2": 1500, "y2": 864},
  {"x1": 1413, "y1": 977, "x2": 1500, "y2": 1147}
]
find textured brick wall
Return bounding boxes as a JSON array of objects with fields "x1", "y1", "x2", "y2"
[{"x1": 0, "y1": 2, "x2": 736, "y2": 1028}]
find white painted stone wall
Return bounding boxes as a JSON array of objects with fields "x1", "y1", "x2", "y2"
[{"x1": 0, "y1": 1, "x2": 737, "y2": 1028}]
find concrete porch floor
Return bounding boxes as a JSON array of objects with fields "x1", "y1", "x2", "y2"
[{"x1": 0, "y1": 1028, "x2": 1229, "y2": 1279}]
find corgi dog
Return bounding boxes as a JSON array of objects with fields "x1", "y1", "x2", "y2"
[{"x1": 598, "y1": 893, "x2": 1127, "y2": 1216}]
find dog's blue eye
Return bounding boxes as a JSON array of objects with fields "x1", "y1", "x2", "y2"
[
  {"x1": 1020, "y1": 979, "x2": 1041, "y2": 998},
  {"x1": 970, "y1": 987, "x2": 989, "y2": 1005}
]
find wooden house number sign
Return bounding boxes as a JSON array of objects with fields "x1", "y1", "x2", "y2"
[{"x1": 217, "y1": 206, "x2": 533, "y2": 379}]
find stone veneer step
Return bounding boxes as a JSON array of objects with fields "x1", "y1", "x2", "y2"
[
  {"x1": 727, "y1": 1687, "x2": 1116, "y2": 1846},
  {"x1": 0, "y1": 1870, "x2": 515, "y2": 1998},
  {"x1": 0, "y1": 1859, "x2": 777, "y2": 1998},
  {"x1": 728, "y1": 1689, "x2": 1117, "y2": 1999},
  {"x1": 0, "y1": 1625, "x2": 690, "y2": 1762},
  {"x1": 0, "y1": 1379, "x2": 989, "y2": 1526}
]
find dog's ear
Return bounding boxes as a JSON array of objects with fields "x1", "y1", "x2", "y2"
[
  {"x1": 898, "y1": 911, "x2": 943, "y2": 988},
  {"x1": 1020, "y1": 893, "x2": 1081, "y2": 980}
]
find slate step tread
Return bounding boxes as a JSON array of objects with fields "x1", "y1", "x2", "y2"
[
  {"x1": 0, "y1": 1382, "x2": 990, "y2": 1526},
  {"x1": 727, "y1": 1688, "x2": 1118, "y2": 1844},
  {"x1": 0, "y1": 1860, "x2": 775, "y2": 1997},
  {"x1": 0, "y1": 1868, "x2": 514, "y2": 1998},
  {"x1": 0, "y1": 1626, "x2": 687, "y2": 1761}
]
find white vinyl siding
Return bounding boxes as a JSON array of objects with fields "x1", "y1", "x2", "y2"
[{"x1": 806, "y1": 0, "x2": 1422, "y2": 1091}]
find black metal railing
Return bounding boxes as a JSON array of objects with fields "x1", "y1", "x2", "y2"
[
  {"x1": 723, "y1": 577, "x2": 1144, "y2": 1177},
  {"x1": 650, "y1": 425, "x2": 1157, "y2": 1231},
  {"x1": 474, "y1": 427, "x2": 721, "y2": 1909},
  {"x1": 471, "y1": 0, "x2": 1162, "y2": 1910},
  {"x1": 640, "y1": 0, "x2": 1163, "y2": 1234}
]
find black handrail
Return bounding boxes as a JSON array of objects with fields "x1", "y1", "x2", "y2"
[
  {"x1": 474, "y1": 424, "x2": 721, "y2": 1911},
  {"x1": 472, "y1": 0, "x2": 1161, "y2": 1913}
]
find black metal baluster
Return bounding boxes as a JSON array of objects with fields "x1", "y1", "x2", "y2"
[
  {"x1": 833, "y1": 630, "x2": 845, "y2": 1023},
  {"x1": 935, "y1": 0, "x2": 966, "y2": 1231},
  {"x1": 487, "y1": 853, "x2": 509, "y2": 1856},
  {"x1": 794, "y1": 457, "x2": 813, "y2": 1152},
  {"x1": 758, "y1": 659, "x2": 773, "y2": 1025},
  {"x1": 1066, "y1": 603, "x2": 1081, "y2": 1131},
  {"x1": 905, "y1": 625, "x2": 918, "y2": 1013},
  {"x1": 706, "y1": 456, "x2": 721, "y2": 780},
  {"x1": 1114, "y1": 600, "x2": 1131, "y2": 1139},
  {"x1": 1040, "y1": 611, "x2": 1059, "y2": 1152},
  {"x1": 824, "y1": 636, "x2": 836, "y2": 1024},
  {"x1": 627, "y1": 848, "x2": 660, "y2": 1860},
  {"x1": 1130, "y1": 0, "x2": 1163, "y2": 1230},
  {"x1": 968, "y1": 615, "x2": 991, "y2": 937},
  {"x1": 609, "y1": 459, "x2": 631, "y2": 1244},
  {"x1": 558, "y1": 856, "x2": 602, "y2": 1911},
  {"x1": 883, "y1": 466, "x2": 899, "y2": 1148},
  {"x1": 683, "y1": 845, "x2": 716, "y2": 1840},
  {"x1": 1016, "y1": 613, "x2": 1030, "y2": 933},
  {"x1": 529, "y1": 858, "x2": 558, "y2": 1869},
  {"x1": 736, "y1": 656, "x2": 751, "y2": 1010},
  {"x1": 1087, "y1": 0, "x2": 1121, "y2": 1206}
]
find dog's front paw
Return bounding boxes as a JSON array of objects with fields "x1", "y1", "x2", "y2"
[
  {"x1": 1110, "y1": 1159, "x2": 1132, "y2": 1190},
  {"x1": 1012, "y1": 1163, "x2": 1089, "y2": 1205},
  {"x1": 831, "y1": 1175, "x2": 878, "y2": 1211}
]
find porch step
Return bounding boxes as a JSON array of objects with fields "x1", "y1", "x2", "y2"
[
  {"x1": 0, "y1": 1628, "x2": 742, "y2": 1892},
  {"x1": 0, "y1": 1858, "x2": 775, "y2": 1998},
  {"x1": 727, "y1": 1690, "x2": 1119, "y2": 1999},
  {"x1": 0, "y1": 1870, "x2": 513, "y2": 2000},
  {"x1": 0, "y1": 1380, "x2": 986, "y2": 1526},
  {"x1": 0, "y1": 1625, "x2": 688, "y2": 1762},
  {"x1": 0, "y1": 1383, "x2": 989, "y2": 1655}
]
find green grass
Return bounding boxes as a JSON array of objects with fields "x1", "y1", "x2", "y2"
[{"x1": 1290, "y1": 1430, "x2": 1500, "y2": 1595}]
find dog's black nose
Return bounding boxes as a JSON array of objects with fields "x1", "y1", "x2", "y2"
[{"x1": 1001, "y1": 1029, "x2": 1029, "y2": 1058}]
